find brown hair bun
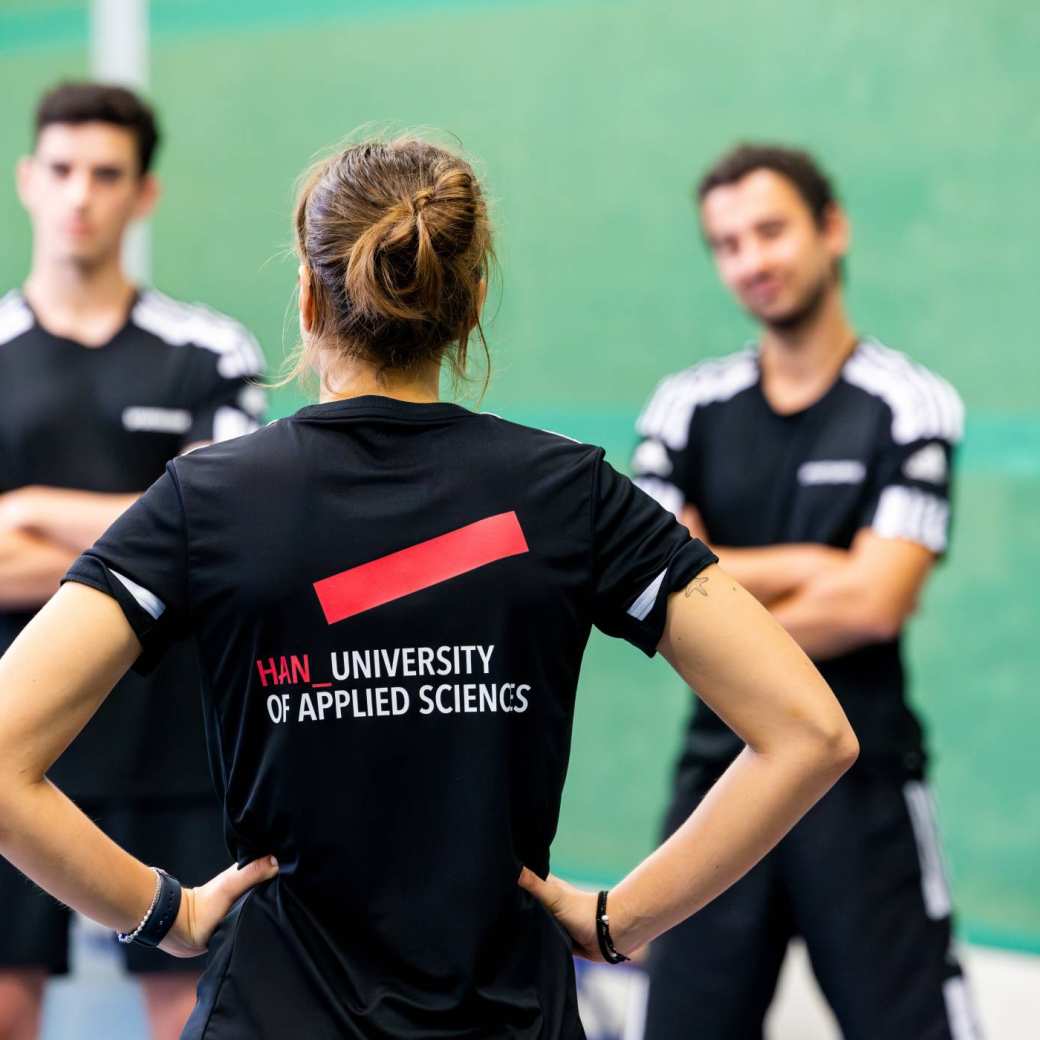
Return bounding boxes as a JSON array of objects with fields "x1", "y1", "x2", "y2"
[{"x1": 293, "y1": 136, "x2": 493, "y2": 384}]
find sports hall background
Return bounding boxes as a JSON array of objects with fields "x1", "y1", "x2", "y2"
[{"x1": 1, "y1": 0, "x2": 1038, "y2": 1033}]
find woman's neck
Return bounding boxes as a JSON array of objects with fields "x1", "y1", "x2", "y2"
[{"x1": 318, "y1": 353, "x2": 442, "y2": 404}]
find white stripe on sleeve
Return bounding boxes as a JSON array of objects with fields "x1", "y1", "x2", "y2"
[
  {"x1": 633, "y1": 476, "x2": 684, "y2": 519},
  {"x1": 111, "y1": 569, "x2": 167, "y2": 621},
  {"x1": 627, "y1": 569, "x2": 667, "y2": 621},
  {"x1": 213, "y1": 405, "x2": 260, "y2": 443},
  {"x1": 871, "y1": 486, "x2": 950, "y2": 553}
]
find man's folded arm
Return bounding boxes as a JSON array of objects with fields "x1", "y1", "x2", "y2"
[{"x1": 0, "y1": 528, "x2": 78, "y2": 609}]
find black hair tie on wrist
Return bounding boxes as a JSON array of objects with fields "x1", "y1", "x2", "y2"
[{"x1": 595, "y1": 889, "x2": 629, "y2": 964}]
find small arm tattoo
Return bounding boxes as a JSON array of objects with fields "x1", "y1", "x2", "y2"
[{"x1": 684, "y1": 576, "x2": 709, "y2": 598}]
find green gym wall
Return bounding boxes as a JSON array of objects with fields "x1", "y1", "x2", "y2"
[{"x1": 2, "y1": 0, "x2": 1037, "y2": 954}]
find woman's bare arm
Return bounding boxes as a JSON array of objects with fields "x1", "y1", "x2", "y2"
[
  {"x1": 0, "y1": 583, "x2": 277, "y2": 956},
  {"x1": 520, "y1": 564, "x2": 858, "y2": 957}
]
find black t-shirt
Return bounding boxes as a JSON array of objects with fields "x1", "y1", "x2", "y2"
[
  {"x1": 0, "y1": 288, "x2": 265, "y2": 800},
  {"x1": 631, "y1": 340, "x2": 962, "y2": 770},
  {"x1": 63, "y1": 396, "x2": 716, "y2": 1039}
]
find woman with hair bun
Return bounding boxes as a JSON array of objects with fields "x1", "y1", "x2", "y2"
[{"x1": 0, "y1": 135, "x2": 857, "y2": 1038}]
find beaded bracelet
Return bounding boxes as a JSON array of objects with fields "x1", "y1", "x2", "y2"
[
  {"x1": 116, "y1": 868, "x2": 181, "y2": 948},
  {"x1": 117, "y1": 868, "x2": 163, "y2": 945}
]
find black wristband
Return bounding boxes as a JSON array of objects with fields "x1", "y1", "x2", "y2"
[
  {"x1": 134, "y1": 869, "x2": 182, "y2": 949},
  {"x1": 595, "y1": 889, "x2": 629, "y2": 964}
]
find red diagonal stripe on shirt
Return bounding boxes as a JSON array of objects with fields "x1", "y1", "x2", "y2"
[{"x1": 313, "y1": 511, "x2": 529, "y2": 625}]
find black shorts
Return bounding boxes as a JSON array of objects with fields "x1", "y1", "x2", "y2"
[
  {"x1": 635, "y1": 761, "x2": 983, "y2": 1040},
  {"x1": 0, "y1": 798, "x2": 228, "y2": 976}
]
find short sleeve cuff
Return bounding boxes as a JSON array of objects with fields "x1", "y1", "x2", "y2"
[
  {"x1": 61, "y1": 554, "x2": 171, "y2": 674},
  {"x1": 625, "y1": 538, "x2": 718, "y2": 657}
]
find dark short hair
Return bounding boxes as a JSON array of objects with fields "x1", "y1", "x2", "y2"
[
  {"x1": 697, "y1": 143, "x2": 837, "y2": 226},
  {"x1": 34, "y1": 81, "x2": 160, "y2": 175}
]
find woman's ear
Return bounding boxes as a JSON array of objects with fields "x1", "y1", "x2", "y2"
[{"x1": 298, "y1": 265, "x2": 315, "y2": 334}]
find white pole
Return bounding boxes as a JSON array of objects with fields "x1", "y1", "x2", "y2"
[{"x1": 90, "y1": 0, "x2": 151, "y2": 284}]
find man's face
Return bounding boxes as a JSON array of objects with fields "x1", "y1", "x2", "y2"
[
  {"x1": 700, "y1": 169, "x2": 847, "y2": 329},
  {"x1": 18, "y1": 122, "x2": 156, "y2": 268}
]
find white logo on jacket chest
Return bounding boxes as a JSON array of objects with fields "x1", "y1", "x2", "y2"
[
  {"x1": 797, "y1": 459, "x2": 867, "y2": 486},
  {"x1": 122, "y1": 406, "x2": 192, "y2": 434}
]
